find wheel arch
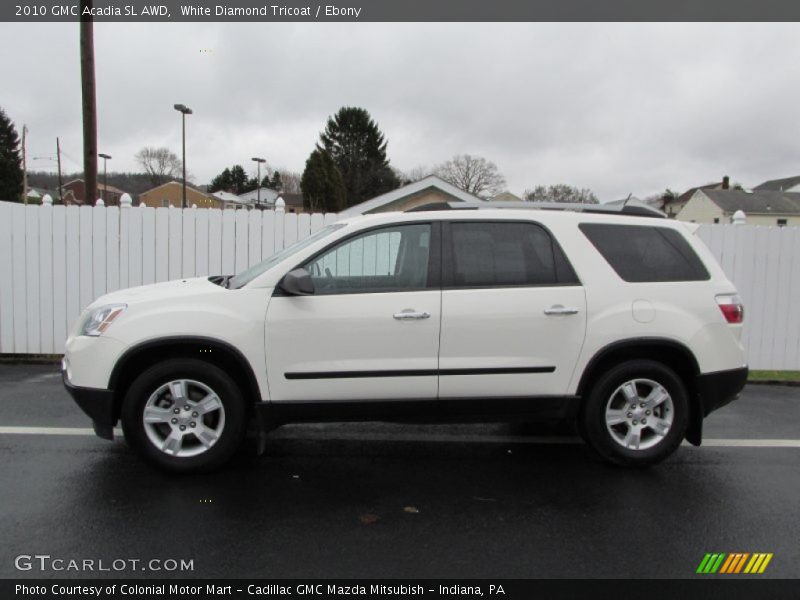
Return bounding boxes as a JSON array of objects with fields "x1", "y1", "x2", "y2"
[
  {"x1": 576, "y1": 338, "x2": 703, "y2": 445},
  {"x1": 108, "y1": 336, "x2": 262, "y2": 423}
]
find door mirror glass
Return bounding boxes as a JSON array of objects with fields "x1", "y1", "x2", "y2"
[{"x1": 279, "y1": 268, "x2": 315, "y2": 296}]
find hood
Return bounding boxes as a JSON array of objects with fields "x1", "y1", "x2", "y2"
[{"x1": 91, "y1": 276, "x2": 225, "y2": 308}]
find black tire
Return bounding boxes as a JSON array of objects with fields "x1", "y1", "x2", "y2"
[
  {"x1": 580, "y1": 359, "x2": 689, "y2": 467},
  {"x1": 121, "y1": 359, "x2": 247, "y2": 472}
]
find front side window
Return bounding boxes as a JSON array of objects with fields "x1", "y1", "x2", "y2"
[
  {"x1": 447, "y1": 222, "x2": 579, "y2": 288},
  {"x1": 304, "y1": 224, "x2": 432, "y2": 294}
]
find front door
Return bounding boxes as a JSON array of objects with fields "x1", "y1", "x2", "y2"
[
  {"x1": 265, "y1": 222, "x2": 441, "y2": 402},
  {"x1": 438, "y1": 220, "x2": 587, "y2": 399}
]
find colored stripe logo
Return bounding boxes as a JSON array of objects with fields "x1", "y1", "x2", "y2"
[{"x1": 697, "y1": 552, "x2": 773, "y2": 574}]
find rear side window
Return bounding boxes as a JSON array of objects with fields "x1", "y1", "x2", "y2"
[
  {"x1": 447, "y1": 222, "x2": 579, "y2": 287},
  {"x1": 579, "y1": 223, "x2": 709, "y2": 282}
]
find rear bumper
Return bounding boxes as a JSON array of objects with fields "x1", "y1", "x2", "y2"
[
  {"x1": 696, "y1": 366, "x2": 749, "y2": 417},
  {"x1": 62, "y1": 369, "x2": 116, "y2": 440}
]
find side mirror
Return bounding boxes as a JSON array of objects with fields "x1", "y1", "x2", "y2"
[{"x1": 279, "y1": 268, "x2": 315, "y2": 296}]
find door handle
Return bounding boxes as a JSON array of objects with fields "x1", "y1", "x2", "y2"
[
  {"x1": 544, "y1": 305, "x2": 579, "y2": 316},
  {"x1": 393, "y1": 309, "x2": 431, "y2": 320}
]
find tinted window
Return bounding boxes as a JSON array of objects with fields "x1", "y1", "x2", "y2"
[
  {"x1": 448, "y1": 222, "x2": 579, "y2": 287},
  {"x1": 579, "y1": 223, "x2": 709, "y2": 282},
  {"x1": 304, "y1": 224, "x2": 431, "y2": 294}
]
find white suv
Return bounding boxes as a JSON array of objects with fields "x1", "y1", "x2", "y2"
[{"x1": 63, "y1": 203, "x2": 748, "y2": 471}]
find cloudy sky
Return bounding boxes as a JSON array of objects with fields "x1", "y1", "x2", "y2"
[{"x1": 2, "y1": 22, "x2": 799, "y2": 200}]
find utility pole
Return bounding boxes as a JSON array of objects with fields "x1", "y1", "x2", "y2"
[
  {"x1": 21, "y1": 125, "x2": 28, "y2": 204},
  {"x1": 80, "y1": 0, "x2": 98, "y2": 206},
  {"x1": 56, "y1": 137, "x2": 63, "y2": 203}
]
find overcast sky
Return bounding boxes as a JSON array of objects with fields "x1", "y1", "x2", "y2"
[{"x1": 2, "y1": 22, "x2": 799, "y2": 200}]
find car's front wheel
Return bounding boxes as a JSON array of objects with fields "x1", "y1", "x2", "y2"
[
  {"x1": 580, "y1": 359, "x2": 689, "y2": 467},
  {"x1": 121, "y1": 359, "x2": 247, "y2": 472}
]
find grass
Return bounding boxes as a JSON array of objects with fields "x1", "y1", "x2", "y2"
[{"x1": 748, "y1": 370, "x2": 800, "y2": 383}]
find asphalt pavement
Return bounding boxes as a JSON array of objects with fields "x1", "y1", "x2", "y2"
[{"x1": 1, "y1": 364, "x2": 798, "y2": 579}]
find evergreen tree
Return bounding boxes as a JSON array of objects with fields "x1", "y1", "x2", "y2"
[
  {"x1": 300, "y1": 149, "x2": 346, "y2": 213},
  {"x1": 208, "y1": 167, "x2": 233, "y2": 193},
  {"x1": 269, "y1": 171, "x2": 283, "y2": 192},
  {"x1": 209, "y1": 165, "x2": 250, "y2": 195},
  {"x1": 0, "y1": 107, "x2": 23, "y2": 202},
  {"x1": 318, "y1": 106, "x2": 399, "y2": 208}
]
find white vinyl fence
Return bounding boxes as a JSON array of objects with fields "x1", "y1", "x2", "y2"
[
  {"x1": 0, "y1": 200, "x2": 798, "y2": 370},
  {"x1": 0, "y1": 201, "x2": 338, "y2": 355}
]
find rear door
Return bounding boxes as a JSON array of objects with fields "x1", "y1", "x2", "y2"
[{"x1": 438, "y1": 220, "x2": 586, "y2": 398}]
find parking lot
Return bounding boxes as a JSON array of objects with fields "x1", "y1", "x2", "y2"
[{"x1": 1, "y1": 363, "x2": 799, "y2": 579}]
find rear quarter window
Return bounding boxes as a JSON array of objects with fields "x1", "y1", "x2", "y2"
[{"x1": 579, "y1": 223, "x2": 710, "y2": 283}]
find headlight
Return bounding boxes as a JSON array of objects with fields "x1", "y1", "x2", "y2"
[{"x1": 80, "y1": 304, "x2": 127, "y2": 337}]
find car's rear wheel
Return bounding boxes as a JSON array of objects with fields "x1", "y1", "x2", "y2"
[
  {"x1": 580, "y1": 359, "x2": 689, "y2": 467},
  {"x1": 121, "y1": 359, "x2": 247, "y2": 472}
]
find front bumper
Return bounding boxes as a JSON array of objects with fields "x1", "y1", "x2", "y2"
[{"x1": 62, "y1": 369, "x2": 116, "y2": 440}]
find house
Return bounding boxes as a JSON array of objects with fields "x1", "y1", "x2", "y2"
[
  {"x1": 238, "y1": 187, "x2": 280, "y2": 208},
  {"x1": 138, "y1": 181, "x2": 221, "y2": 209},
  {"x1": 676, "y1": 189, "x2": 800, "y2": 226},
  {"x1": 278, "y1": 193, "x2": 305, "y2": 213},
  {"x1": 338, "y1": 175, "x2": 484, "y2": 216},
  {"x1": 489, "y1": 191, "x2": 523, "y2": 202},
  {"x1": 664, "y1": 176, "x2": 732, "y2": 218},
  {"x1": 25, "y1": 187, "x2": 59, "y2": 204},
  {"x1": 61, "y1": 179, "x2": 127, "y2": 206},
  {"x1": 211, "y1": 190, "x2": 252, "y2": 210},
  {"x1": 753, "y1": 175, "x2": 800, "y2": 193}
]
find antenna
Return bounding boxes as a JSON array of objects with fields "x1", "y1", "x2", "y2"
[{"x1": 622, "y1": 193, "x2": 632, "y2": 207}]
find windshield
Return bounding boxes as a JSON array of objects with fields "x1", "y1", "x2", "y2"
[{"x1": 229, "y1": 223, "x2": 346, "y2": 289}]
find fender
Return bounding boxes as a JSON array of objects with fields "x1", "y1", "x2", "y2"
[
  {"x1": 108, "y1": 335, "x2": 263, "y2": 407},
  {"x1": 576, "y1": 337, "x2": 703, "y2": 445}
]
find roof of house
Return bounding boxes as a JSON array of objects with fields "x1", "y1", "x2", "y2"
[
  {"x1": 489, "y1": 191, "x2": 523, "y2": 202},
  {"x1": 676, "y1": 181, "x2": 725, "y2": 204},
  {"x1": 279, "y1": 193, "x2": 304, "y2": 208},
  {"x1": 699, "y1": 189, "x2": 800, "y2": 215},
  {"x1": 339, "y1": 175, "x2": 484, "y2": 216},
  {"x1": 212, "y1": 190, "x2": 247, "y2": 204},
  {"x1": 239, "y1": 187, "x2": 280, "y2": 203},
  {"x1": 139, "y1": 180, "x2": 213, "y2": 198},
  {"x1": 61, "y1": 179, "x2": 126, "y2": 195},
  {"x1": 753, "y1": 175, "x2": 800, "y2": 192}
]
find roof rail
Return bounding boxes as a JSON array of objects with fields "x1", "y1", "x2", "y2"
[{"x1": 406, "y1": 200, "x2": 666, "y2": 218}]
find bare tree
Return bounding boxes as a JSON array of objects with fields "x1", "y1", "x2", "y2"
[
  {"x1": 435, "y1": 154, "x2": 506, "y2": 199},
  {"x1": 396, "y1": 165, "x2": 432, "y2": 185},
  {"x1": 135, "y1": 146, "x2": 183, "y2": 187},
  {"x1": 523, "y1": 184, "x2": 598, "y2": 204},
  {"x1": 276, "y1": 169, "x2": 302, "y2": 194}
]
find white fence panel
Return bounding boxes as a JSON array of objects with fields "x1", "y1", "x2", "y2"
[
  {"x1": 3, "y1": 202, "x2": 794, "y2": 368},
  {"x1": 38, "y1": 205, "x2": 54, "y2": 353},
  {"x1": 0, "y1": 203, "x2": 14, "y2": 351}
]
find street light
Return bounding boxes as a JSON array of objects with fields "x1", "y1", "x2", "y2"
[
  {"x1": 98, "y1": 153, "x2": 111, "y2": 202},
  {"x1": 252, "y1": 157, "x2": 266, "y2": 207},
  {"x1": 173, "y1": 103, "x2": 193, "y2": 208}
]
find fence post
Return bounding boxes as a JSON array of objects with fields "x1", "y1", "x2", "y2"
[
  {"x1": 732, "y1": 209, "x2": 746, "y2": 225},
  {"x1": 275, "y1": 197, "x2": 285, "y2": 251}
]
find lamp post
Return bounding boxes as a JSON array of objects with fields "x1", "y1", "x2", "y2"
[
  {"x1": 98, "y1": 153, "x2": 111, "y2": 202},
  {"x1": 173, "y1": 103, "x2": 192, "y2": 208},
  {"x1": 251, "y1": 157, "x2": 266, "y2": 207}
]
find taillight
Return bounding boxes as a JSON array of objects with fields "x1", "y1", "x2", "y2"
[{"x1": 716, "y1": 294, "x2": 744, "y2": 324}]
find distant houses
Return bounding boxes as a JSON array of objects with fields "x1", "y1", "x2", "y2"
[
  {"x1": 139, "y1": 181, "x2": 221, "y2": 209},
  {"x1": 676, "y1": 175, "x2": 800, "y2": 226}
]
